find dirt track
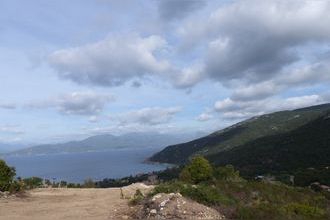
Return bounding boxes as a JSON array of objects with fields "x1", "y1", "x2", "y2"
[{"x1": 0, "y1": 188, "x2": 134, "y2": 220}]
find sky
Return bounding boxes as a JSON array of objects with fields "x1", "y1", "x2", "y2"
[{"x1": 0, "y1": 0, "x2": 330, "y2": 144}]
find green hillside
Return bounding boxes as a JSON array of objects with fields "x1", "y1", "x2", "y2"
[
  {"x1": 208, "y1": 110, "x2": 330, "y2": 179},
  {"x1": 149, "y1": 103, "x2": 330, "y2": 166}
]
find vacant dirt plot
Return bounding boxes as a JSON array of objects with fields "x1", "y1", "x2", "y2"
[{"x1": 0, "y1": 188, "x2": 135, "y2": 220}]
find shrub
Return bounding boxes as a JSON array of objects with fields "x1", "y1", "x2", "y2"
[
  {"x1": 214, "y1": 165, "x2": 241, "y2": 182},
  {"x1": 153, "y1": 181, "x2": 235, "y2": 206},
  {"x1": 238, "y1": 204, "x2": 283, "y2": 220},
  {"x1": 129, "y1": 189, "x2": 145, "y2": 205},
  {"x1": 282, "y1": 203, "x2": 326, "y2": 219},
  {"x1": 0, "y1": 159, "x2": 16, "y2": 192},
  {"x1": 8, "y1": 180, "x2": 22, "y2": 193},
  {"x1": 179, "y1": 156, "x2": 213, "y2": 184},
  {"x1": 23, "y1": 177, "x2": 43, "y2": 189},
  {"x1": 83, "y1": 178, "x2": 95, "y2": 188}
]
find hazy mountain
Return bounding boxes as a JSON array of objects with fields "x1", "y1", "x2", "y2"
[
  {"x1": 149, "y1": 103, "x2": 330, "y2": 168},
  {"x1": 0, "y1": 143, "x2": 27, "y2": 154},
  {"x1": 6, "y1": 132, "x2": 204, "y2": 156}
]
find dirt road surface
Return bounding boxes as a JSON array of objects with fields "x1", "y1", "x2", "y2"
[{"x1": 0, "y1": 188, "x2": 134, "y2": 220}]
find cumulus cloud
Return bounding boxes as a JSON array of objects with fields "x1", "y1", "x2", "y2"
[
  {"x1": 158, "y1": 0, "x2": 206, "y2": 21},
  {"x1": 196, "y1": 113, "x2": 213, "y2": 122},
  {"x1": 28, "y1": 92, "x2": 114, "y2": 116},
  {"x1": 180, "y1": 0, "x2": 330, "y2": 86},
  {"x1": 49, "y1": 34, "x2": 170, "y2": 87},
  {"x1": 215, "y1": 94, "x2": 329, "y2": 121},
  {"x1": 114, "y1": 107, "x2": 181, "y2": 125},
  {"x1": 173, "y1": 65, "x2": 205, "y2": 88},
  {"x1": 228, "y1": 58, "x2": 330, "y2": 102}
]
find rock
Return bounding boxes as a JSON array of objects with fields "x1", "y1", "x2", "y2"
[
  {"x1": 120, "y1": 183, "x2": 154, "y2": 199},
  {"x1": 0, "y1": 191, "x2": 11, "y2": 199},
  {"x1": 139, "y1": 193, "x2": 225, "y2": 219}
]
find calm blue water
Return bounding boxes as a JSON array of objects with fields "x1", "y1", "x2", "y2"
[{"x1": 2, "y1": 148, "x2": 167, "y2": 183}]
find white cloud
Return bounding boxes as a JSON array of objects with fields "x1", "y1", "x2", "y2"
[
  {"x1": 28, "y1": 92, "x2": 114, "y2": 116},
  {"x1": 196, "y1": 113, "x2": 213, "y2": 122},
  {"x1": 49, "y1": 34, "x2": 171, "y2": 87},
  {"x1": 215, "y1": 94, "x2": 329, "y2": 121},
  {"x1": 114, "y1": 106, "x2": 181, "y2": 126},
  {"x1": 173, "y1": 65, "x2": 205, "y2": 88},
  {"x1": 0, "y1": 125, "x2": 24, "y2": 135},
  {"x1": 88, "y1": 115, "x2": 99, "y2": 123},
  {"x1": 179, "y1": 0, "x2": 330, "y2": 87}
]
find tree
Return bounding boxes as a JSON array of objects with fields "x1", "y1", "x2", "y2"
[
  {"x1": 0, "y1": 159, "x2": 16, "y2": 192},
  {"x1": 179, "y1": 156, "x2": 213, "y2": 184},
  {"x1": 83, "y1": 178, "x2": 95, "y2": 188}
]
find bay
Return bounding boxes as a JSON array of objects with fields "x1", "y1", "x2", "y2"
[{"x1": 2, "y1": 148, "x2": 168, "y2": 183}]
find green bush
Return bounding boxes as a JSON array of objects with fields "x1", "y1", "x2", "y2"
[
  {"x1": 129, "y1": 189, "x2": 145, "y2": 205},
  {"x1": 0, "y1": 159, "x2": 16, "y2": 192},
  {"x1": 238, "y1": 204, "x2": 283, "y2": 220},
  {"x1": 23, "y1": 177, "x2": 43, "y2": 189},
  {"x1": 153, "y1": 181, "x2": 235, "y2": 206},
  {"x1": 282, "y1": 203, "x2": 326, "y2": 219},
  {"x1": 179, "y1": 156, "x2": 213, "y2": 184},
  {"x1": 153, "y1": 178, "x2": 330, "y2": 219},
  {"x1": 83, "y1": 178, "x2": 95, "y2": 188},
  {"x1": 8, "y1": 180, "x2": 22, "y2": 193},
  {"x1": 214, "y1": 165, "x2": 242, "y2": 182}
]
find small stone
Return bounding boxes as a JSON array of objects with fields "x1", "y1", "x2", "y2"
[
  {"x1": 160, "y1": 198, "x2": 170, "y2": 207},
  {"x1": 150, "y1": 209, "x2": 157, "y2": 215},
  {"x1": 152, "y1": 194, "x2": 162, "y2": 201}
]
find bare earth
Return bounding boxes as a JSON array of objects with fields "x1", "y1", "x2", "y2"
[{"x1": 0, "y1": 188, "x2": 134, "y2": 220}]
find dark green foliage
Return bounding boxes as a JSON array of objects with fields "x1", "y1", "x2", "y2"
[
  {"x1": 293, "y1": 168, "x2": 330, "y2": 186},
  {"x1": 150, "y1": 105, "x2": 330, "y2": 187},
  {"x1": 23, "y1": 177, "x2": 43, "y2": 189},
  {"x1": 153, "y1": 180, "x2": 330, "y2": 219},
  {"x1": 83, "y1": 178, "x2": 95, "y2": 188},
  {"x1": 0, "y1": 159, "x2": 16, "y2": 192},
  {"x1": 214, "y1": 165, "x2": 242, "y2": 182},
  {"x1": 153, "y1": 181, "x2": 235, "y2": 206},
  {"x1": 152, "y1": 160, "x2": 330, "y2": 219},
  {"x1": 67, "y1": 183, "x2": 81, "y2": 188},
  {"x1": 96, "y1": 167, "x2": 181, "y2": 188},
  {"x1": 150, "y1": 104, "x2": 330, "y2": 165},
  {"x1": 8, "y1": 180, "x2": 22, "y2": 193},
  {"x1": 208, "y1": 111, "x2": 330, "y2": 185},
  {"x1": 179, "y1": 156, "x2": 213, "y2": 184},
  {"x1": 60, "y1": 181, "x2": 67, "y2": 187}
]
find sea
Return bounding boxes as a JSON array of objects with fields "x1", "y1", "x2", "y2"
[{"x1": 1, "y1": 148, "x2": 168, "y2": 183}]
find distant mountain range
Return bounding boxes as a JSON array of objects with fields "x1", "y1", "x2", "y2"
[
  {"x1": 4, "y1": 132, "x2": 204, "y2": 156},
  {"x1": 150, "y1": 103, "x2": 330, "y2": 177},
  {"x1": 6, "y1": 132, "x2": 202, "y2": 155},
  {"x1": 0, "y1": 143, "x2": 27, "y2": 154}
]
